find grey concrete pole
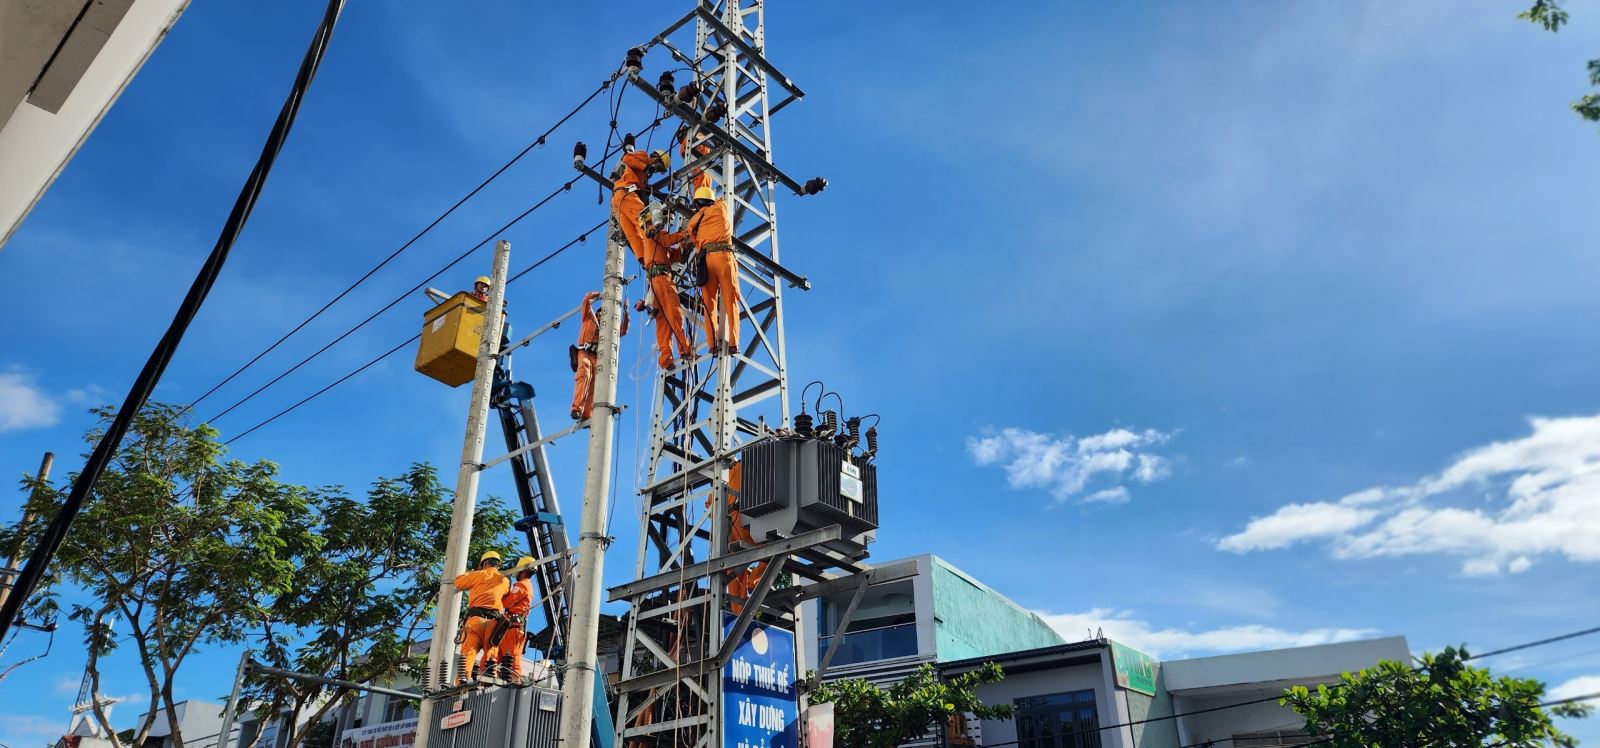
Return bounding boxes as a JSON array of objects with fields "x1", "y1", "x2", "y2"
[
  {"x1": 556, "y1": 227, "x2": 628, "y2": 748},
  {"x1": 0, "y1": 451, "x2": 51, "y2": 612},
  {"x1": 413, "y1": 240, "x2": 511, "y2": 748},
  {"x1": 216, "y1": 650, "x2": 250, "y2": 748}
]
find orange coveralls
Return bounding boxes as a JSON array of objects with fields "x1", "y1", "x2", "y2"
[
  {"x1": 610, "y1": 150, "x2": 655, "y2": 267},
  {"x1": 680, "y1": 132, "x2": 712, "y2": 193},
  {"x1": 570, "y1": 291, "x2": 629, "y2": 420},
  {"x1": 711, "y1": 462, "x2": 763, "y2": 612},
  {"x1": 454, "y1": 567, "x2": 509, "y2": 681},
  {"x1": 494, "y1": 577, "x2": 534, "y2": 678},
  {"x1": 658, "y1": 200, "x2": 739, "y2": 353},
  {"x1": 640, "y1": 227, "x2": 691, "y2": 368}
]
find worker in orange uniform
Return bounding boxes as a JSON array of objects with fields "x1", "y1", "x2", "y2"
[
  {"x1": 569, "y1": 290, "x2": 629, "y2": 421},
  {"x1": 470, "y1": 276, "x2": 490, "y2": 302},
  {"x1": 654, "y1": 186, "x2": 739, "y2": 356},
  {"x1": 638, "y1": 205, "x2": 692, "y2": 368},
  {"x1": 611, "y1": 143, "x2": 672, "y2": 267},
  {"x1": 454, "y1": 550, "x2": 509, "y2": 683},
  {"x1": 490, "y1": 556, "x2": 536, "y2": 681},
  {"x1": 680, "y1": 129, "x2": 712, "y2": 194},
  {"x1": 707, "y1": 461, "x2": 763, "y2": 613}
]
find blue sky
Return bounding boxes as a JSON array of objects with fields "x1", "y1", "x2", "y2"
[{"x1": 4, "y1": 0, "x2": 1600, "y2": 744}]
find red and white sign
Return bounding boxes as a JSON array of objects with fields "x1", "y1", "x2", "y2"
[{"x1": 440, "y1": 710, "x2": 473, "y2": 730}]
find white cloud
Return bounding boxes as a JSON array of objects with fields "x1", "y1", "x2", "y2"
[
  {"x1": 1036, "y1": 607, "x2": 1377, "y2": 659},
  {"x1": 0, "y1": 370, "x2": 61, "y2": 432},
  {"x1": 967, "y1": 426, "x2": 1174, "y2": 503},
  {"x1": 1083, "y1": 486, "x2": 1131, "y2": 504},
  {"x1": 1550, "y1": 675, "x2": 1600, "y2": 702},
  {"x1": 1218, "y1": 414, "x2": 1600, "y2": 575},
  {"x1": 1220, "y1": 503, "x2": 1380, "y2": 552}
]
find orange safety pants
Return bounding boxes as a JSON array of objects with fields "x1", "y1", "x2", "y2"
[
  {"x1": 571, "y1": 350, "x2": 597, "y2": 419},
  {"x1": 649, "y1": 274, "x2": 690, "y2": 368},
  {"x1": 458, "y1": 615, "x2": 497, "y2": 681},
  {"x1": 494, "y1": 626, "x2": 527, "y2": 678},
  {"x1": 727, "y1": 561, "x2": 769, "y2": 614},
  {"x1": 701, "y1": 250, "x2": 741, "y2": 352},
  {"x1": 610, "y1": 189, "x2": 648, "y2": 267}
]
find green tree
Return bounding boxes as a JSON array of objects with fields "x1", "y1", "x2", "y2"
[
  {"x1": 239, "y1": 466, "x2": 517, "y2": 748},
  {"x1": 1520, "y1": 0, "x2": 1600, "y2": 122},
  {"x1": 0, "y1": 404, "x2": 324, "y2": 748},
  {"x1": 1281, "y1": 645, "x2": 1593, "y2": 748},
  {"x1": 808, "y1": 663, "x2": 1016, "y2": 748},
  {"x1": 0, "y1": 404, "x2": 520, "y2": 748}
]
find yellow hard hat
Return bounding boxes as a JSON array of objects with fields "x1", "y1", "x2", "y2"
[
  {"x1": 515, "y1": 556, "x2": 535, "y2": 568},
  {"x1": 480, "y1": 550, "x2": 502, "y2": 564},
  {"x1": 475, "y1": 276, "x2": 491, "y2": 287},
  {"x1": 693, "y1": 186, "x2": 715, "y2": 202},
  {"x1": 652, "y1": 149, "x2": 672, "y2": 171}
]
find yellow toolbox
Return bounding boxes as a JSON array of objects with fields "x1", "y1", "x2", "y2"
[{"x1": 415, "y1": 292, "x2": 487, "y2": 387}]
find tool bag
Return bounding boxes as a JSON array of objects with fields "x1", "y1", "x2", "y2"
[{"x1": 568, "y1": 344, "x2": 580, "y2": 372}]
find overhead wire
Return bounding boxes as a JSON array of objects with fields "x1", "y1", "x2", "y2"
[
  {"x1": 224, "y1": 220, "x2": 605, "y2": 446},
  {"x1": 186, "y1": 77, "x2": 615, "y2": 411},
  {"x1": 206, "y1": 115, "x2": 669, "y2": 427}
]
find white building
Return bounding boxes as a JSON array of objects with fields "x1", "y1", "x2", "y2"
[
  {"x1": 0, "y1": 0, "x2": 190, "y2": 248},
  {"x1": 801, "y1": 555, "x2": 1410, "y2": 748}
]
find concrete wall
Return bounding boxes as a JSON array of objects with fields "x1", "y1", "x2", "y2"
[
  {"x1": 1162, "y1": 637, "x2": 1410, "y2": 692},
  {"x1": 1119, "y1": 669, "x2": 1178, "y2": 748},
  {"x1": 1171, "y1": 692, "x2": 1307, "y2": 747},
  {"x1": 968, "y1": 654, "x2": 1124, "y2": 748},
  {"x1": 928, "y1": 558, "x2": 1064, "y2": 663}
]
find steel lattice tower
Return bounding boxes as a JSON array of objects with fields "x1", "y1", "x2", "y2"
[{"x1": 605, "y1": 3, "x2": 850, "y2": 748}]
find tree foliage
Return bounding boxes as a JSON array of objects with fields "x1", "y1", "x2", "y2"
[
  {"x1": 1520, "y1": 0, "x2": 1600, "y2": 123},
  {"x1": 0, "y1": 404, "x2": 518, "y2": 748},
  {"x1": 808, "y1": 663, "x2": 1015, "y2": 748},
  {"x1": 240, "y1": 465, "x2": 517, "y2": 748},
  {"x1": 1281, "y1": 645, "x2": 1593, "y2": 748}
]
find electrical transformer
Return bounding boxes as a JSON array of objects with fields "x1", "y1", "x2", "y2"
[
  {"x1": 738, "y1": 437, "x2": 878, "y2": 556},
  {"x1": 424, "y1": 685, "x2": 562, "y2": 748}
]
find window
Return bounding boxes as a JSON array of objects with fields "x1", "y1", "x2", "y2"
[
  {"x1": 1013, "y1": 690, "x2": 1100, "y2": 748},
  {"x1": 1230, "y1": 730, "x2": 1314, "y2": 747},
  {"x1": 816, "y1": 581, "x2": 917, "y2": 667},
  {"x1": 382, "y1": 694, "x2": 417, "y2": 724}
]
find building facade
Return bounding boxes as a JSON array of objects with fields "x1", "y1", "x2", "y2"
[{"x1": 802, "y1": 555, "x2": 1409, "y2": 748}]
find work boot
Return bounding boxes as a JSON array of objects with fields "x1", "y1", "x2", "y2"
[{"x1": 571, "y1": 408, "x2": 582, "y2": 421}]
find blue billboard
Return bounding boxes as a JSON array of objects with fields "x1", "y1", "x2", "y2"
[{"x1": 723, "y1": 615, "x2": 799, "y2": 748}]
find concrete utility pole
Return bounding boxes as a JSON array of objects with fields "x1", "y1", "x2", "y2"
[
  {"x1": 556, "y1": 227, "x2": 628, "y2": 748},
  {"x1": 0, "y1": 452, "x2": 52, "y2": 612},
  {"x1": 414, "y1": 239, "x2": 511, "y2": 748}
]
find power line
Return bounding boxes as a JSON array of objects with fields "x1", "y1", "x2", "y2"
[
  {"x1": 1470, "y1": 624, "x2": 1600, "y2": 661},
  {"x1": 968, "y1": 624, "x2": 1600, "y2": 748},
  {"x1": 223, "y1": 220, "x2": 606, "y2": 446},
  {"x1": 186, "y1": 78, "x2": 614, "y2": 411},
  {"x1": 204, "y1": 117, "x2": 663, "y2": 426}
]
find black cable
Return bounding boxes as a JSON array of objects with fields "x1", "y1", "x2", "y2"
[
  {"x1": 1470, "y1": 624, "x2": 1600, "y2": 661},
  {"x1": 224, "y1": 221, "x2": 607, "y2": 446},
  {"x1": 204, "y1": 118, "x2": 665, "y2": 426},
  {"x1": 0, "y1": 0, "x2": 348, "y2": 644},
  {"x1": 185, "y1": 78, "x2": 613, "y2": 411},
  {"x1": 799, "y1": 381, "x2": 824, "y2": 413}
]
